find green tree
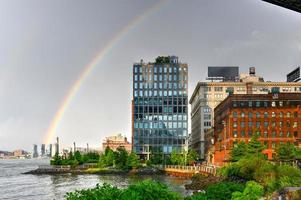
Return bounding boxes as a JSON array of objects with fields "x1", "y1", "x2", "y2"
[
  {"x1": 231, "y1": 181, "x2": 264, "y2": 200},
  {"x1": 187, "y1": 149, "x2": 198, "y2": 165},
  {"x1": 114, "y1": 146, "x2": 129, "y2": 169},
  {"x1": 171, "y1": 150, "x2": 181, "y2": 165},
  {"x1": 150, "y1": 151, "x2": 163, "y2": 165},
  {"x1": 275, "y1": 143, "x2": 295, "y2": 162},
  {"x1": 247, "y1": 135, "x2": 264, "y2": 157},
  {"x1": 74, "y1": 151, "x2": 83, "y2": 164},
  {"x1": 126, "y1": 152, "x2": 140, "y2": 169},
  {"x1": 231, "y1": 142, "x2": 248, "y2": 162},
  {"x1": 50, "y1": 152, "x2": 62, "y2": 165},
  {"x1": 68, "y1": 151, "x2": 74, "y2": 160}
]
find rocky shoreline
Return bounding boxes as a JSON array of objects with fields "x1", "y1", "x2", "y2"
[{"x1": 23, "y1": 165, "x2": 164, "y2": 175}]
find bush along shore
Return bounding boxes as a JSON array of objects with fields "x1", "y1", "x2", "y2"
[
  {"x1": 25, "y1": 146, "x2": 199, "y2": 175},
  {"x1": 65, "y1": 136, "x2": 301, "y2": 199}
]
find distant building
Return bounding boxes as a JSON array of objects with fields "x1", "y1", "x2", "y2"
[
  {"x1": 190, "y1": 67, "x2": 301, "y2": 159},
  {"x1": 213, "y1": 92, "x2": 301, "y2": 166},
  {"x1": 132, "y1": 56, "x2": 188, "y2": 160},
  {"x1": 55, "y1": 137, "x2": 59, "y2": 155},
  {"x1": 48, "y1": 144, "x2": 52, "y2": 158},
  {"x1": 33, "y1": 144, "x2": 38, "y2": 158},
  {"x1": 13, "y1": 149, "x2": 28, "y2": 158},
  {"x1": 41, "y1": 144, "x2": 46, "y2": 157},
  {"x1": 102, "y1": 133, "x2": 132, "y2": 152},
  {"x1": 0, "y1": 151, "x2": 13, "y2": 158},
  {"x1": 287, "y1": 67, "x2": 301, "y2": 82}
]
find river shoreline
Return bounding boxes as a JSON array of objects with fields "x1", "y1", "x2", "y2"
[{"x1": 23, "y1": 165, "x2": 165, "y2": 176}]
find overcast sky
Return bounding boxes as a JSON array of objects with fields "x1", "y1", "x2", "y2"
[{"x1": 0, "y1": 0, "x2": 301, "y2": 151}]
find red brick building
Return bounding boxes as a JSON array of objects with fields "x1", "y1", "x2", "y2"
[{"x1": 213, "y1": 93, "x2": 301, "y2": 166}]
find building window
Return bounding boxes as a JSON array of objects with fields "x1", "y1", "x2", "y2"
[
  {"x1": 294, "y1": 131, "x2": 298, "y2": 137},
  {"x1": 264, "y1": 121, "x2": 269, "y2": 127},
  {"x1": 256, "y1": 121, "x2": 261, "y2": 128},
  {"x1": 272, "y1": 131, "x2": 276, "y2": 138},
  {"x1": 264, "y1": 102, "x2": 268, "y2": 107},
  {"x1": 248, "y1": 112, "x2": 253, "y2": 118},
  {"x1": 272, "y1": 142, "x2": 276, "y2": 149},
  {"x1": 293, "y1": 122, "x2": 298, "y2": 128},
  {"x1": 233, "y1": 111, "x2": 237, "y2": 118},
  {"x1": 264, "y1": 112, "x2": 268, "y2": 118},
  {"x1": 233, "y1": 131, "x2": 238, "y2": 138},
  {"x1": 287, "y1": 121, "x2": 291, "y2": 128},
  {"x1": 233, "y1": 122, "x2": 237, "y2": 128},
  {"x1": 264, "y1": 131, "x2": 268, "y2": 138},
  {"x1": 279, "y1": 132, "x2": 283, "y2": 137},
  {"x1": 271, "y1": 101, "x2": 276, "y2": 107},
  {"x1": 279, "y1": 101, "x2": 283, "y2": 107},
  {"x1": 279, "y1": 112, "x2": 283, "y2": 118},
  {"x1": 248, "y1": 121, "x2": 253, "y2": 127},
  {"x1": 248, "y1": 101, "x2": 252, "y2": 107},
  {"x1": 287, "y1": 112, "x2": 291, "y2": 118},
  {"x1": 287, "y1": 132, "x2": 291, "y2": 137},
  {"x1": 248, "y1": 130, "x2": 252, "y2": 137},
  {"x1": 279, "y1": 121, "x2": 283, "y2": 127},
  {"x1": 256, "y1": 101, "x2": 260, "y2": 107},
  {"x1": 256, "y1": 112, "x2": 260, "y2": 118},
  {"x1": 214, "y1": 87, "x2": 223, "y2": 92},
  {"x1": 294, "y1": 112, "x2": 298, "y2": 118},
  {"x1": 241, "y1": 131, "x2": 245, "y2": 137},
  {"x1": 241, "y1": 122, "x2": 245, "y2": 128},
  {"x1": 241, "y1": 112, "x2": 245, "y2": 118},
  {"x1": 233, "y1": 102, "x2": 237, "y2": 107},
  {"x1": 272, "y1": 121, "x2": 276, "y2": 127},
  {"x1": 271, "y1": 112, "x2": 276, "y2": 118}
]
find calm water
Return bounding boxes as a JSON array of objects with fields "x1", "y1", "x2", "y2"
[{"x1": 0, "y1": 159, "x2": 191, "y2": 200}]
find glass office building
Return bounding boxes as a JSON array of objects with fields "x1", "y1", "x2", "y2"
[{"x1": 132, "y1": 56, "x2": 188, "y2": 159}]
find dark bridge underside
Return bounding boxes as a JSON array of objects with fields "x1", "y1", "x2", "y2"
[{"x1": 263, "y1": 0, "x2": 301, "y2": 13}]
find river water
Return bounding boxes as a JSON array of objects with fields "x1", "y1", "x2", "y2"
[{"x1": 0, "y1": 159, "x2": 191, "y2": 200}]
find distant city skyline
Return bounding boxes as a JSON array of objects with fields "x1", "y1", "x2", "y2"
[{"x1": 0, "y1": 0, "x2": 301, "y2": 151}]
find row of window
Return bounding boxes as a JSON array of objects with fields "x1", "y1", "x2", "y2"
[
  {"x1": 133, "y1": 129, "x2": 188, "y2": 137},
  {"x1": 134, "y1": 106, "x2": 187, "y2": 114},
  {"x1": 232, "y1": 100, "x2": 300, "y2": 108},
  {"x1": 134, "y1": 97, "x2": 187, "y2": 106},
  {"x1": 134, "y1": 65, "x2": 187, "y2": 74},
  {"x1": 134, "y1": 82, "x2": 187, "y2": 90},
  {"x1": 233, "y1": 121, "x2": 298, "y2": 128},
  {"x1": 134, "y1": 74, "x2": 187, "y2": 82},
  {"x1": 133, "y1": 145, "x2": 185, "y2": 154},
  {"x1": 134, "y1": 114, "x2": 187, "y2": 121},
  {"x1": 232, "y1": 130, "x2": 298, "y2": 138},
  {"x1": 233, "y1": 111, "x2": 298, "y2": 118},
  {"x1": 233, "y1": 141, "x2": 296, "y2": 149},
  {"x1": 134, "y1": 90, "x2": 187, "y2": 97},
  {"x1": 204, "y1": 86, "x2": 301, "y2": 93},
  {"x1": 134, "y1": 121, "x2": 188, "y2": 129}
]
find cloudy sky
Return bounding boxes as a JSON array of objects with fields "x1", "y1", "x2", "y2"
[{"x1": 0, "y1": 0, "x2": 301, "y2": 151}]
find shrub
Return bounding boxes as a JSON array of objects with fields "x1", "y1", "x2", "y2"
[
  {"x1": 231, "y1": 181, "x2": 264, "y2": 200},
  {"x1": 65, "y1": 183, "x2": 122, "y2": 200},
  {"x1": 186, "y1": 182, "x2": 245, "y2": 200},
  {"x1": 121, "y1": 179, "x2": 181, "y2": 200}
]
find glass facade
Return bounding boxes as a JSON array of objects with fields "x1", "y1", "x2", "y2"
[{"x1": 132, "y1": 56, "x2": 188, "y2": 158}]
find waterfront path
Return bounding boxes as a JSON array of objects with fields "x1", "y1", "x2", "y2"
[{"x1": 158, "y1": 165, "x2": 219, "y2": 177}]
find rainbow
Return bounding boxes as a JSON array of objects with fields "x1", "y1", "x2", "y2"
[{"x1": 43, "y1": 0, "x2": 168, "y2": 144}]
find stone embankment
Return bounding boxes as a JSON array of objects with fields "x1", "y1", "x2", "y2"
[{"x1": 24, "y1": 164, "x2": 163, "y2": 175}]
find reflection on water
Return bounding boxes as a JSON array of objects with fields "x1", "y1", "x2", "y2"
[{"x1": 0, "y1": 159, "x2": 191, "y2": 200}]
